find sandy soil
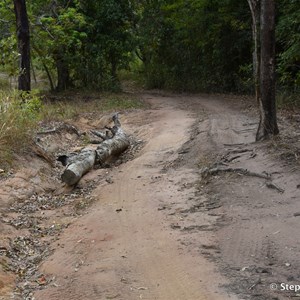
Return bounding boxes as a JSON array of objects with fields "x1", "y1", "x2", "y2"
[{"x1": 0, "y1": 92, "x2": 299, "y2": 300}]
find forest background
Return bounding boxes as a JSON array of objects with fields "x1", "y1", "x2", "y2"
[{"x1": 0, "y1": 0, "x2": 299, "y2": 95}]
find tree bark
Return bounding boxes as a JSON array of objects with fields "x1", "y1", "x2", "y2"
[
  {"x1": 61, "y1": 114, "x2": 130, "y2": 186},
  {"x1": 13, "y1": 0, "x2": 31, "y2": 91},
  {"x1": 32, "y1": 45, "x2": 55, "y2": 91},
  {"x1": 95, "y1": 125, "x2": 129, "y2": 165},
  {"x1": 61, "y1": 148, "x2": 96, "y2": 186},
  {"x1": 256, "y1": 0, "x2": 279, "y2": 140},
  {"x1": 247, "y1": 0, "x2": 261, "y2": 104},
  {"x1": 56, "y1": 54, "x2": 70, "y2": 91}
]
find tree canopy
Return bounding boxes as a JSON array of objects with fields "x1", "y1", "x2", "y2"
[{"x1": 0, "y1": 0, "x2": 298, "y2": 93}]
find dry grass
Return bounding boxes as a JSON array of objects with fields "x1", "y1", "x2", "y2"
[
  {"x1": 277, "y1": 91, "x2": 300, "y2": 109},
  {"x1": 0, "y1": 91, "x2": 41, "y2": 166},
  {"x1": 41, "y1": 92, "x2": 145, "y2": 121}
]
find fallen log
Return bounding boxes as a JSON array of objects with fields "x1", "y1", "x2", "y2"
[
  {"x1": 95, "y1": 114, "x2": 130, "y2": 165},
  {"x1": 61, "y1": 148, "x2": 96, "y2": 185},
  {"x1": 61, "y1": 114, "x2": 129, "y2": 185}
]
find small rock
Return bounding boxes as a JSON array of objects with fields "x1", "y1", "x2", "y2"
[
  {"x1": 285, "y1": 263, "x2": 291, "y2": 267},
  {"x1": 158, "y1": 206, "x2": 167, "y2": 211},
  {"x1": 256, "y1": 267, "x2": 270, "y2": 274},
  {"x1": 294, "y1": 212, "x2": 300, "y2": 217},
  {"x1": 171, "y1": 224, "x2": 181, "y2": 229},
  {"x1": 37, "y1": 275, "x2": 47, "y2": 285},
  {"x1": 106, "y1": 178, "x2": 114, "y2": 184}
]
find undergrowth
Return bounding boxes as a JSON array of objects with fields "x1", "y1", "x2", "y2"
[
  {"x1": 276, "y1": 91, "x2": 300, "y2": 109},
  {"x1": 41, "y1": 92, "x2": 144, "y2": 122},
  {"x1": 0, "y1": 90, "x2": 144, "y2": 169}
]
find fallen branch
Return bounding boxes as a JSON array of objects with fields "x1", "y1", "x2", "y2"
[
  {"x1": 226, "y1": 155, "x2": 241, "y2": 162},
  {"x1": 222, "y1": 148, "x2": 256, "y2": 163},
  {"x1": 31, "y1": 141, "x2": 55, "y2": 167},
  {"x1": 266, "y1": 181, "x2": 284, "y2": 193},
  {"x1": 227, "y1": 148, "x2": 253, "y2": 154},
  {"x1": 38, "y1": 123, "x2": 80, "y2": 136},
  {"x1": 90, "y1": 130, "x2": 107, "y2": 141}
]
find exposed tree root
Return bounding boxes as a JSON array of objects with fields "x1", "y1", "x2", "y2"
[
  {"x1": 201, "y1": 167, "x2": 271, "y2": 180},
  {"x1": 31, "y1": 141, "x2": 55, "y2": 167},
  {"x1": 265, "y1": 181, "x2": 285, "y2": 193}
]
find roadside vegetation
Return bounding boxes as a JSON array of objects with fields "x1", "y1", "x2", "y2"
[
  {"x1": 0, "y1": 90, "x2": 41, "y2": 165},
  {"x1": 0, "y1": 87, "x2": 144, "y2": 168}
]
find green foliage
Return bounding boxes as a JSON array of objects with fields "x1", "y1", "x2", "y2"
[
  {"x1": 136, "y1": 0, "x2": 252, "y2": 92},
  {"x1": 0, "y1": 76, "x2": 10, "y2": 90},
  {"x1": 0, "y1": 36, "x2": 19, "y2": 76},
  {"x1": 40, "y1": 100, "x2": 80, "y2": 121},
  {"x1": 20, "y1": 90, "x2": 43, "y2": 119},
  {"x1": 0, "y1": 0, "x2": 299, "y2": 94},
  {"x1": 277, "y1": 0, "x2": 300, "y2": 91},
  {"x1": 0, "y1": 1, "x2": 18, "y2": 78},
  {"x1": 77, "y1": 0, "x2": 136, "y2": 89},
  {"x1": 29, "y1": 0, "x2": 88, "y2": 90}
]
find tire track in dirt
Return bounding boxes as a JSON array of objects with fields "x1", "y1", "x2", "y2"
[
  {"x1": 34, "y1": 95, "x2": 237, "y2": 300},
  {"x1": 174, "y1": 94, "x2": 300, "y2": 300}
]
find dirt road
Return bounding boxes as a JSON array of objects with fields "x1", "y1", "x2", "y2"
[
  {"x1": 1, "y1": 93, "x2": 299, "y2": 300},
  {"x1": 33, "y1": 95, "x2": 237, "y2": 300}
]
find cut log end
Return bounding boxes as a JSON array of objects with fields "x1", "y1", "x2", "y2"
[
  {"x1": 61, "y1": 168, "x2": 81, "y2": 186},
  {"x1": 61, "y1": 150, "x2": 96, "y2": 186}
]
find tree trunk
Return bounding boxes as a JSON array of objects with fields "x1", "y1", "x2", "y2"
[
  {"x1": 33, "y1": 45, "x2": 55, "y2": 91},
  {"x1": 247, "y1": 0, "x2": 261, "y2": 104},
  {"x1": 256, "y1": 0, "x2": 279, "y2": 140},
  {"x1": 43, "y1": 61, "x2": 55, "y2": 92},
  {"x1": 56, "y1": 55, "x2": 70, "y2": 91},
  {"x1": 13, "y1": 0, "x2": 31, "y2": 91}
]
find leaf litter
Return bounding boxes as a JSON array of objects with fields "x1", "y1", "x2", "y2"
[{"x1": 0, "y1": 125, "x2": 145, "y2": 299}]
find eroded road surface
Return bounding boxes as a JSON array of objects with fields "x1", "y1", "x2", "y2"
[
  {"x1": 1, "y1": 93, "x2": 299, "y2": 300},
  {"x1": 34, "y1": 95, "x2": 238, "y2": 300}
]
